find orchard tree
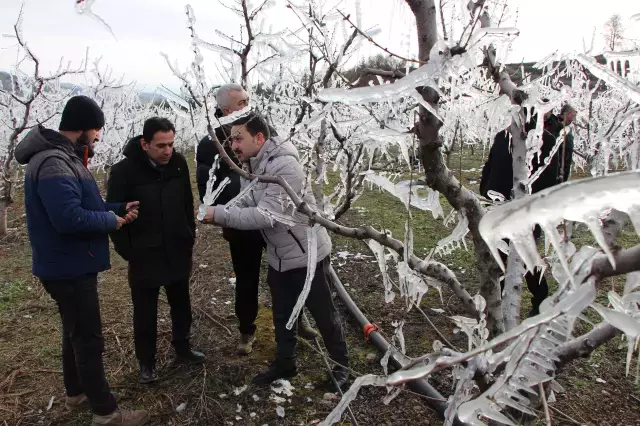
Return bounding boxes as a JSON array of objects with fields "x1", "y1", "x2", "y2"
[
  {"x1": 0, "y1": 7, "x2": 85, "y2": 236},
  {"x1": 161, "y1": 0, "x2": 640, "y2": 423},
  {"x1": 604, "y1": 14, "x2": 625, "y2": 52}
]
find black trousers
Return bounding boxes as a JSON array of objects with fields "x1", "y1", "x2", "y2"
[
  {"x1": 268, "y1": 257, "x2": 348, "y2": 368},
  {"x1": 40, "y1": 274, "x2": 117, "y2": 416},
  {"x1": 500, "y1": 228, "x2": 549, "y2": 313},
  {"x1": 227, "y1": 230, "x2": 265, "y2": 335},
  {"x1": 129, "y1": 277, "x2": 193, "y2": 364}
]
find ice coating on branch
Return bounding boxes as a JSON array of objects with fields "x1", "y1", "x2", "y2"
[
  {"x1": 365, "y1": 174, "x2": 443, "y2": 218},
  {"x1": 319, "y1": 375, "x2": 386, "y2": 426},
  {"x1": 208, "y1": 177, "x2": 230, "y2": 205},
  {"x1": 479, "y1": 171, "x2": 640, "y2": 280},
  {"x1": 318, "y1": 45, "x2": 445, "y2": 105},
  {"x1": 435, "y1": 212, "x2": 469, "y2": 256},
  {"x1": 202, "y1": 154, "x2": 221, "y2": 204},
  {"x1": 286, "y1": 225, "x2": 319, "y2": 330},
  {"x1": 224, "y1": 179, "x2": 259, "y2": 212},
  {"x1": 396, "y1": 261, "x2": 429, "y2": 311},
  {"x1": 75, "y1": 0, "x2": 116, "y2": 40},
  {"x1": 591, "y1": 271, "x2": 640, "y2": 378},
  {"x1": 367, "y1": 240, "x2": 395, "y2": 303},
  {"x1": 574, "y1": 54, "x2": 640, "y2": 105},
  {"x1": 256, "y1": 206, "x2": 302, "y2": 227}
]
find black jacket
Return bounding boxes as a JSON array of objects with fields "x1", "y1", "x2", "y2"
[
  {"x1": 196, "y1": 108, "x2": 240, "y2": 205},
  {"x1": 106, "y1": 136, "x2": 196, "y2": 286},
  {"x1": 480, "y1": 130, "x2": 513, "y2": 200},
  {"x1": 196, "y1": 109, "x2": 280, "y2": 204},
  {"x1": 531, "y1": 114, "x2": 565, "y2": 193},
  {"x1": 480, "y1": 115, "x2": 573, "y2": 200}
]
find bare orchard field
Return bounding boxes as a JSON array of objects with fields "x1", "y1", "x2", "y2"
[{"x1": 1, "y1": 148, "x2": 640, "y2": 425}]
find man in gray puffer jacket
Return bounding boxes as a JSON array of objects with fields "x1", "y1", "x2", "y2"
[{"x1": 201, "y1": 112, "x2": 349, "y2": 388}]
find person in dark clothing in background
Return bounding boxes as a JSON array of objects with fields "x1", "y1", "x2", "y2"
[
  {"x1": 479, "y1": 129, "x2": 513, "y2": 201},
  {"x1": 15, "y1": 96, "x2": 148, "y2": 426},
  {"x1": 531, "y1": 109, "x2": 564, "y2": 194},
  {"x1": 107, "y1": 117, "x2": 205, "y2": 385},
  {"x1": 558, "y1": 103, "x2": 576, "y2": 183},
  {"x1": 196, "y1": 84, "x2": 318, "y2": 356},
  {"x1": 480, "y1": 106, "x2": 554, "y2": 317}
]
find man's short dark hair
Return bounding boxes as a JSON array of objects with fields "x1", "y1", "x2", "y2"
[
  {"x1": 560, "y1": 103, "x2": 575, "y2": 115},
  {"x1": 143, "y1": 117, "x2": 175, "y2": 142},
  {"x1": 231, "y1": 112, "x2": 270, "y2": 140}
]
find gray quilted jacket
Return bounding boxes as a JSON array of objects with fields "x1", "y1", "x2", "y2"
[{"x1": 213, "y1": 136, "x2": 331, "y2": 272}]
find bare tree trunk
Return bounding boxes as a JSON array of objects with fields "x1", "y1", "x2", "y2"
[
  {"x1": 0, "y1": 198, "x2": 8, "y2": 237},
  {"x1": 406, "y1": 0, "x2": 504, "y2": 335},
  {"x1": 502, "y1": 120, "x2": 528, "y2": 330}
]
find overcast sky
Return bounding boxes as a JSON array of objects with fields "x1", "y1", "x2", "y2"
[{"x1": 0, "y1": 0, "x2": 638, "y2": 92}]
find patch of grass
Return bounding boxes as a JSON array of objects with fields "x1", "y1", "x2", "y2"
[{"x1": 0, "y1": 279, "x2": 28, "y2": 312}]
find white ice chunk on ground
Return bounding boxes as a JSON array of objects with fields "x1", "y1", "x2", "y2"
[
  {"x1": 233, "y1": 385, "x2": 247, "y2": 395},
  {"x1": 271, "y1": 379, "x2": 295, "y2": 396}
]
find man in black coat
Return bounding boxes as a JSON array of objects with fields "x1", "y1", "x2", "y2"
[
  {"x1": 107, "y1": 117, "x2": 205, "y2": 384},
  {"x1": 196, "y1": 83, "x2": 318, "y2": 356},
  {"x1": 480, "y1": 108, "x2": 551, "y2": 317}
]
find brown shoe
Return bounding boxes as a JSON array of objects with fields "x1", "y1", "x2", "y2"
[
  {"x1": 237, "y1": 333, "x2": 256, "y2": 355},
  {"x1": 66, "y1": 393, "x2": 120, "y2": 411},
  {"x1": 65, "y1": 394, "x2": 90, "y2": 410},
  {"x1": 92, "y1": 408, "x2": 149, "y2": 426}
]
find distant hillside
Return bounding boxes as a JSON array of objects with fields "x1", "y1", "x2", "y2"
[{"x1": 0, "y1": 71, "x2": 166, "y2": 105}]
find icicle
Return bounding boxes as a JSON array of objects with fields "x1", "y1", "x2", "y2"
[
  {"x1": 367, "y1": 240, "x2": 394, "y2": 303},
  {"x1": 256, "y1": 207, "x2": 301, "y2": 227},
  {"x1": 435, "y1": 212, "x2": 470, "y2": 256},
  {"x1": 224, "y1": 179, "x2": 258, "y2": 212},
  {"x1": 76, "y1": 0, "x2": 117, "y2": 40},
  {"x1": 319, "y1": 375, "x2": 387, "y2": 426},
  {"x1": 285, "y1": 225, "x2": 319, "y2": 330},
  {"x1": 479, "y1": 171, "x2": 640, "y2": 273}
]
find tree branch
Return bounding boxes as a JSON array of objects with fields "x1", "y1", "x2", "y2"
[
  {"x1": 338, "y1": 10, "x2": 425, "y2": 65},
  {"x1": 204, "y1": 120, "x2": 479, "y2": 318}
]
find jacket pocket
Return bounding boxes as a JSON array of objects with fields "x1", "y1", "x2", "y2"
[{"x1": 287, "y1": 230, "x2": 305, "y2": 254}]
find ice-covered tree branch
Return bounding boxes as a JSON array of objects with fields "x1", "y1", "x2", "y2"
[{"x1": 204, "y1": 119, "x2": 480, "y2": 318}]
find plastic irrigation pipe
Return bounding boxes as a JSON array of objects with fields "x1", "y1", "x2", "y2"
[{"x1": 328, "y1": 265, "x2": 468, "y2": 426}]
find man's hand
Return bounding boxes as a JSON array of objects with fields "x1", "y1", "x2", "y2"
[
  {"x1": 124, "y1": 201, "x2": 140, "y2": 224},
  {"x1": 200, "y1": 206, "x2": 215, "y2": 224},
  {"x1": 115, "y1": 216, "x2": 127, "y2": 230}
]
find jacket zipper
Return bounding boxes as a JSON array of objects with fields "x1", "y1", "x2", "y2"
[
  {"x1": 260, "y1": 230, "x2": 282, "y2": 271},
  {"x1": 288, "y1": 230, "x2": 306, "y2": 254}
]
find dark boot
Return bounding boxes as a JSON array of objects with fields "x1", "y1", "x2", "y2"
[
  {"x1": 324, "y1": 365, "x2": 349, "y2": 392},
  {"x1": 174, "y1": 348, "x2": 206, "y2": 365},
  {"x1": 139, "y1": 363, "x2": 158, "y2": 384},
  {"x1": 252, "y1": 360, "x2": 297, "y2": 386}
]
